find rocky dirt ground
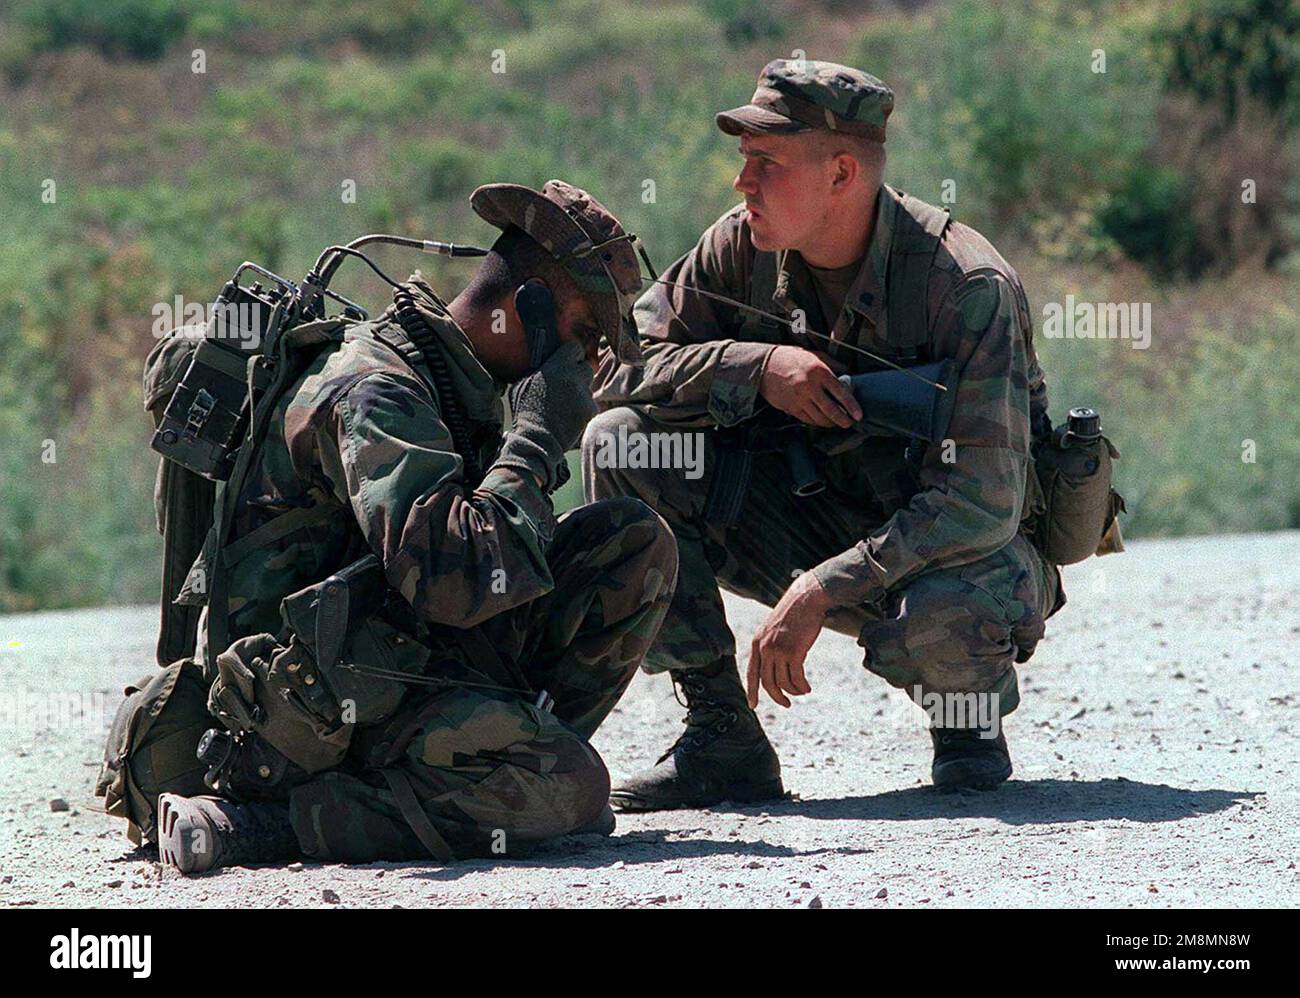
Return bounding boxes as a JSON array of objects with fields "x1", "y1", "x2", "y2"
[{"x1": 1, "y1": 531, "x2": 1296, "y2": 908}]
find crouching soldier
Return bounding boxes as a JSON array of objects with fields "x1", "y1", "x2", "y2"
[
  {"x1": 586, "y1": 61, "x2": 1073, "y2": 810},
  {"x1": 96, "y1": 181, "x2": 678, "y2": 872}
]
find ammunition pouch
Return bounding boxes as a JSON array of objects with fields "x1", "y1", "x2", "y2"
[
  {"x1": 207, "y1": 555, "x2": 431, "y2": 776},
  {"x1": 94, "y1": 658, "x2": 212, "y2": 845},
  {"x1": 1031, "y1": 432, "x2": 1126, "y2": 565}
]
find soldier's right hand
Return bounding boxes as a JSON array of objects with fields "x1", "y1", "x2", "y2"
[
  {"x1": 495, "y1": 341, "x2": 597, "y2": 491},
  {"x1": 759, "y1": 345, "x2": 862, "y2": 428}
]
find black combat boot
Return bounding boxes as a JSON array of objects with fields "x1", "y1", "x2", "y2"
[
  {"x1": 157, "y1": 793, "x2": 300, "y2": 874},
  {"x1": 610, "y1": 659, "x2": 784, "y2": 811},
  {"x1": 930, "y1": 726, "x2": 1013, "y2": 791}
]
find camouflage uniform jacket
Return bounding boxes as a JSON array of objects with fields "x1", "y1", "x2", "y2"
[
  {"x1": 198, "y1": 277, "x2": 559, "y2": 684},
  {"x1": 594, "y1": 185, "x2": 1051, "y2": 609}
]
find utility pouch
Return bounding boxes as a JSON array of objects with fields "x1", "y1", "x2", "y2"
[
  {"x1": 207, "y1": 555, "x2": 431, "y2": 774},
  {"x1": 144, "y1": 331, "x2": 219, "y2": 667},
  {"x1": 94, "y1": 658, "x2": 212, "y2": 845},
  {"x1": 1033, "y1": 408, "x2": 1126, "y2": 565},
  {"x1": 208, "y1": 632, "x2": 349, "y2": 775},
  {"x1": 150, "y1": 277, "x2": 286, "y2": 481}
]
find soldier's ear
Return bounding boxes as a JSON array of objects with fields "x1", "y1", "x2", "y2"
[{"x1": 830, "y1": 149, "x2": 858, "y2": 191}]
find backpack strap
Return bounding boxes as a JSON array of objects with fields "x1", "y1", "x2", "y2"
[
  {"x1": 382, "y1": 768, "x2": 456, "y2": 861},
  {"x1": 884, "y1": 194, "x2": 950, "y2": 361},
  {"x1": 740, "y1": 248, "x2": 785, "y2": 341},
  {"x1": 218, "y1": 498, "x2": 337, "y2": 568},
  {"x1": 203, "y1": 320, "x2": 343, "y2": 677},
  {"x1": 153, "y1": 438, "x2": 218, "y2": 666},
  {"x1": 371, "y1": 322, "x2": 427, "y2": 375},
  {"x1": 704, "y1": 247, "x2": 784, "y2": 527}
]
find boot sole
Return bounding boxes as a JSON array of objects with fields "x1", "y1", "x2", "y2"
[
  {"x1": 610, "y1": 778, "x2": 786, "y2": 812},
  {"x1": 157, "y1": 793, "x2": 215, "y2": 875}
]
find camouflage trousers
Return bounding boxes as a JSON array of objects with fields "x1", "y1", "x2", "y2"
[
  {"x1": 583, "y1": 407, "x2": 1061, "y2": 716},
  {"x1": 105, "y1": 496, "x2": 677, "y2": 861},
  {"x1": 289, "y1": 496, "x2": 677, "y2": 862}
]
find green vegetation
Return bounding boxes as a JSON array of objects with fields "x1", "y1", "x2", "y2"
[
  {"x1": 17, "y1": 0, "x2": 191, "y2": 60},
  {"x1": 0, "y1": 0, "x2": 1295, "y2": 611},
  {"x1": 1158, "y1": 0, "x2": 1300, "y2": 125}
]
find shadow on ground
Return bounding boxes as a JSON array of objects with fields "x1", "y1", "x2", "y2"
[
  {"x1": 104, "y1": 779, "x2": 1262, "y2": 884},
  {"x1": 710, "y1": 778, "x2": 1262, "y2": 825},
  {"x1": 400, "y1": 832, "x2": 877, "y2": 882},
  {"x1": 392, "y1": 779, "x2": 1262, "y2": 882}
]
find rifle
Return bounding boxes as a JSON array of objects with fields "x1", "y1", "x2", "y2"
[{"x1": 712, "y1": 356, "x2": 956, "y2": 506}]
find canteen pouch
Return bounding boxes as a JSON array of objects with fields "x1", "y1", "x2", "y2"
[
  {"x1": 1033, "y1": 432, "x2": 1125, "y2": 565},
  {"x1": 207, "y1": 556, "x2": 430, "y2": 774}
]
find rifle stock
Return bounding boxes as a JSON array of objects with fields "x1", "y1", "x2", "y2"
[
  {"x1": 839, "y1": 358, "x2": 959, "y2": 442},
  {"x1": 711, "y1": 359, "x2": 961, "y2": 504}
]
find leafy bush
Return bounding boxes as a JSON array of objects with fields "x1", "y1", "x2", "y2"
[
  {"x1": 400, "y1": 137, "x2": 481, "y2": 202},
  {"x1": 231, "y1": 0, "x2": 482, "y2": 58},
  {"x1": 1142, "y1": 0, "x2": 1300, "y2": 275},
  {"x1": 1097, "y1": 160, "x2": 1205, "y2": 280},
  {"x1": 1158, "y1": 0, "x2": 1300, "y2": 126},
  {"x1": 702, "y1": 0, "x2": 783, "y2": 46},
  {"x1": 332, "y1": 0, "x2": 476, "y2": 56},
  {"x1": 17, "y1": 0, "x2": 190, "y2": 61},
  {"x1": 856, "y1": 0, "x2": 1159, "y2": 241}
]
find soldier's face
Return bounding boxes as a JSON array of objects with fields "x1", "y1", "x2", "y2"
[
  {"x1": 555, "y1": 292, "x2": 602, "y2": 369},
  {"x1": 733, "y1": 131, "x2": 832, "y2": 252}
]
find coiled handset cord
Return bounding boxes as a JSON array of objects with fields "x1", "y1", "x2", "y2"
[
  {"x1": 391, "y1": 284, "x2": 483, "y2": 486},
  {"x1": 307, "y1": 236, "x2": 490, "y2": 488}
]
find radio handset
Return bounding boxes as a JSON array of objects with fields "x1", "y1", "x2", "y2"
[{"x1": 514, "y1": 280, "x2": 560, "y2": 371}]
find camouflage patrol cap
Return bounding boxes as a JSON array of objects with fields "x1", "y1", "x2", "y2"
[
  {"x1": 716, "y1": 58, "x2": 894, "y2": 142},
  {"x1": 470, "y1": 179, "x2": 644, "y2": 365}
]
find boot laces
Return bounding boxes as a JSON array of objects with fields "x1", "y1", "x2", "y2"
[
  {"x1": 933, "y1": 727, "x2": 1000, "y2": 749},
  {"x1": 222, "y1": 800, "x2": 293, "y2": 859},
  {"x1": 657, "y1": 674, "x2": 739, "y2": 763}
]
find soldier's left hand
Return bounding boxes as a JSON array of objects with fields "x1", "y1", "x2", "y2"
[{"x1": 747, "y1": 571, "x2": 833, "y2": 708}]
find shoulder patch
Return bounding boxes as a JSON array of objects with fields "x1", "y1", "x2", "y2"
[{"x1": 949, "y1": 273, "x2": 1003, "y2": 331}]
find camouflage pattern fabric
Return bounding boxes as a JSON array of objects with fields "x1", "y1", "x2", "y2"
[
  {"x1": 290, "y1": 496, "x2": 677, "y2": 861},
  {"x1": 138, "y1": 276, "x2": 677, "y2": 861},
  {"x1": 588, "y1": 184, "x2": 1063, "y2": 710},
  {"x1": 595, "y1": 185, "x2": 1054, "y2": 606},
  {"x1": 584, "y1": 409, "x2": 1057, "y2": 712},
  {"x1": 194, "y1": 276, "x2": 550, "y2": 668},
  {"x1": 471, "y1": 180, "x2": 645, "y2": 365},
  {"x1": 716, "y1": 58, "x2": 895, "y2": 140}
]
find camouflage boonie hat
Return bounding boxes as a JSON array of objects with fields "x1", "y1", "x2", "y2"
[
  {"x1": 470, "y1": 179, "x2": 644, "y2": 365},
  {"x1": 716, "y1": 58, "x2": 894, "y2": 142}
]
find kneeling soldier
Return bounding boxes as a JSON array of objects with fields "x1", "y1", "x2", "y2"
[{"x1": 98, "y1": 181, "x2": 678, "y2": 871}]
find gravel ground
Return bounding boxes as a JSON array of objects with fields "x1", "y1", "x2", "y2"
[{"x1": 1, "y1": 531, "x2": 1296, "y2": 908}]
